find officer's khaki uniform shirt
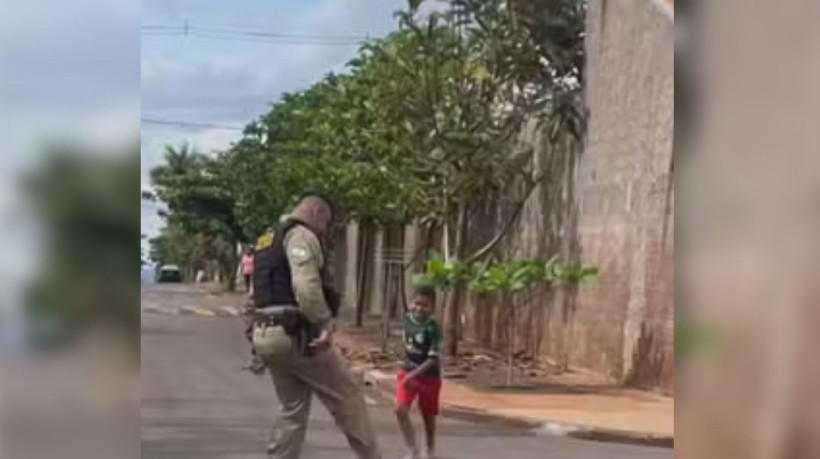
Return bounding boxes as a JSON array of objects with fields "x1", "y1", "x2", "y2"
[{"x1": 283, "y1": 223, "x2": 332, "y2": 330}]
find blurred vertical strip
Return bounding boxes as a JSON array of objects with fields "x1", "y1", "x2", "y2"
[
  {"x1": 0, "y1": 0, "x2": 140, "y2": 458},
  {"x1": 678, "y1": 0, "x2": 820, "y2": 458},
  {"x1": 22, "y1": 146, "x2": 141, "y2": 353}
]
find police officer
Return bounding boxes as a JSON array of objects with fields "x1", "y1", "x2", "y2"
[{"x1": 251, "y1": 193, "x2": 382, "y2": 459}]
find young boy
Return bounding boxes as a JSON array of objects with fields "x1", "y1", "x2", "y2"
[{"x1": 396, "y1": 285, "x2": 443, "y2": 459}]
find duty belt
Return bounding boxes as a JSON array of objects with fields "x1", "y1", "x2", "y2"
[
  {"x1": 253, "y1": 305, "x2": 300, "y2": 326},
  {"x1": 254, "y1": 305, "x2": 320, "y2": 356}
]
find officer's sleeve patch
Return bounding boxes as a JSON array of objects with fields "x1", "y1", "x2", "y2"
[{"x1": 288, "y1": 246, "x2": 311, "y2": 264}]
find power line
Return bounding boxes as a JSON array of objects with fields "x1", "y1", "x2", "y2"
[
  {"x1": 142, "y1": 30, "x2": 362, "y2": 46},
  {"x1": 141, "y1": 22, "x2": 372, "y2": 45},
  {"x1": 144, "y1": 23, "x2": 369, "y2": 40},
  {"x1": 141, "y1": 117, "x2": 245, "y2": 131},
  {"x1": 166, "y1": 31, "x2": 360, "y2": 46}
]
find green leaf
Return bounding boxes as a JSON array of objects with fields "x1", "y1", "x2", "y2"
[
  {"x1": 412, "y1": 274, "x2": 434, "y2": 287},
  {"x1": 427, "y1": 259, "x2": 446, "y2": 276},
  {"x1": 407, "y1": 0, "x2": 424, "y2": 13}
]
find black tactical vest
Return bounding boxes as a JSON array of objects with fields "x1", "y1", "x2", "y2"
[
  {"x1": 252, "y1": 219, "x2": 340, "y2": 319},
  {"x1": 252, "y1": 219, "x2": 306, "y2": 309}
]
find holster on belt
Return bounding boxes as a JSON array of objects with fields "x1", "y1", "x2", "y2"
[{"x1": 254, "y1": 306, "x2": 320, "y2": 356}]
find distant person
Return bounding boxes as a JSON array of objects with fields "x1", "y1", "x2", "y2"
[
  {"x1": 242, "y1": 247, "x2": 254, "y2": 293},
  {"x1": 395, "y1": 284, "x2": 443, "y2": 459}
]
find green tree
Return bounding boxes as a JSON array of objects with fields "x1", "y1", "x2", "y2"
[
  {"x1": 219, "y1": 71, "x2": 427, "y2": 325},
  {"x1": 365, "y1": 0, "x2": 587, "y2": 355},
  {"x1": 150, "y1": 144, "x2": 243, "y2": 290}
]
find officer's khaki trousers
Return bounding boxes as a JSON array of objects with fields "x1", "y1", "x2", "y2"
[{"x1": 265, "y1": 346, "x2": 381, "y2": 459}]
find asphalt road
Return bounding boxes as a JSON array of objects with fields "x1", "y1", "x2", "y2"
[{"x1": 141, "y1": 284, "x2": 673, "y2": 459}]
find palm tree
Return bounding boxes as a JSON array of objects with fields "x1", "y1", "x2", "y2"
[
  {"x1": 164, "y1": 143, "x2": 199, "y2": 175},
  {"x1": 150, "y1": 143, "x2": 202, "y2": 185}
]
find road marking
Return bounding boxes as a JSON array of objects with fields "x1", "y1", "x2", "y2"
[
  {"x1": 365, "y1": 396, "x2": 378, "y2": 406},
  {"x1": 195, "y1": 309, "x2": 215, "y2": 317}
]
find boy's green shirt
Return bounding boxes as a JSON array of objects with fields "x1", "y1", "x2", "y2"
[{"x1": 402, "y1": 313, "x2": 442, "y2": 379}]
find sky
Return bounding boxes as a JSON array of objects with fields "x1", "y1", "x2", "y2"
[
  {"x1": 140, "y1": 0, "x2": 408, "y2": 255},
  {"x1": 0, "y1": 0, "x2": 409, "y2": 303}
]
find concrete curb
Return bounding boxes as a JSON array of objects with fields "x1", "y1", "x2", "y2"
[
  {"x1": 361, "y1": 369, "x2": 673, "y2": 449},
  {"x1": 567, "y1": 428, "x2": 674, "y2": 449}
]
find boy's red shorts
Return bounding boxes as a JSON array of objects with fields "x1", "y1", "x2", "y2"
[{"x1": 396, "y1": 369, "x2": 442, "y2": 416}]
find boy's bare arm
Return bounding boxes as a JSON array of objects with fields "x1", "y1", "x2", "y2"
[{"x1": 405, "y1": 357, "x2": 439, "y2": 382}]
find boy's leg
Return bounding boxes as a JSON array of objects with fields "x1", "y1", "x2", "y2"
[
  {"x1": 417, "y1": 378, "x2": 442, "y2": 458},
  {"x1": 396, "y1": 405, "x2": 418, "y2": 456},
  {"x1": 421, "y1": 415, "x2": 436, "y2": 457},
  {"x1": 395, "y1": 370, "x2": 419, "y2": 456}
]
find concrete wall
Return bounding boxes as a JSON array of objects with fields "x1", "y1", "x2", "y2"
[
  {"x1": 461, "y1": 0, "x2": 674, "y2": 390},
  {"x1": 577, "y1": 0, "x2": 673, "y2": 388}
]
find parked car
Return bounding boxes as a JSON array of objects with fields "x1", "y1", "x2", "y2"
[{"x1": 157, "y1": 265, "x2": 182, "y2": 283}]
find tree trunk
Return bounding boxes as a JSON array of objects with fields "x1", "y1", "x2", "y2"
[
  {"x1": 219, "y1": 245, "x2": 238, "y2": 292},
  {"x1": 443, "y1": 199, "x2": 453, "y2": 260},
  {"x1": 466, "y1": 174, "x2": 542, "y2": 263},
  {"x1": 444, "y1": 202, "x2": 469, "y2": 356},
  {"x1": 507, "y1": 293, "x2": 515, "y2": 387},
  {"x1": 424, "y1": 224, "x2": 435, "y2": 261},
  {"x1": 400, "y1": 268, "x2": 409, "y2": 314},
  {"x1": 524, "y1": 291, "x2": 534, "y2": 358},
  {"x1": 381, "y1": 264, "x2": 395, "y2": 352},
  {"x1": 355, "y1": 221, "x2": 370, "y2": 328},
  {"x1": 224, "y1": 257, "x2": 237, "y2": 292}
]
